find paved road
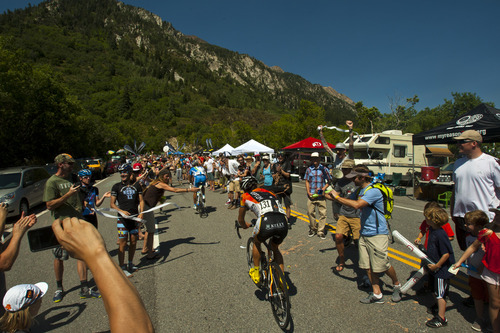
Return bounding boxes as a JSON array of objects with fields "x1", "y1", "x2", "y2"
[{"x1": 6, "y1": 174, "x2": 475, "y2": 332}]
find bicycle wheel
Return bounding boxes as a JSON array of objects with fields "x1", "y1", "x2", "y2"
[
  {"x1": 246, "y1": 237, "x2": 254, "y2": 270},
  {"x1": 269, "y1": 262, "x2": 291, "y2": 329}
]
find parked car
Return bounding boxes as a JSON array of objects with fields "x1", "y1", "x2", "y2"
[
  {"x1": 84, "y1": 158, "x2": 106, "y2": 179},
  {"x1": 105, "y1": 160, "x2": 120, "y2": 175},
  {"x1": 0, "y1": 166, "x2": 50, "y2": 217}
]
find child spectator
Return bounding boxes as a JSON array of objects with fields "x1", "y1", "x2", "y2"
[
  {"x1": 0, "y1": 282, "x2": 47, "y2": 332},
  {"x1": 463, "y1": 210, "x2": 491, "y2": 332},
  {"x1": 455, "y1": 206, "x2": 500, "y2": 333},
  {"x1": 424, "y1": 207, "x2": 455, "y2": 328},
  {"x1": 414, "y1": 201, "x2": 455, "y2": 248}
]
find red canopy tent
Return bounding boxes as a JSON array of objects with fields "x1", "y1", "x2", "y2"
[{"x1": 282, "y1": 137, "x2": 336, "y2": 151}]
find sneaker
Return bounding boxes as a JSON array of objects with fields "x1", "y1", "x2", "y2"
[
  {"x1": 360, "y1": 292, "x2": 384, "y2": 304},
  {"x1": 128, "y1": 263, "x2": 139, "y2": 273},
  {"x1": 225, "y1": 199, "x2": 231, "y2": 205},
  {"x1": 471, "y1": 319, "x2": 482, "y2": 332},
  {"x1": 308, "y1": 230, "x2": 316, "y2": 237},
  {"x1": 391, "y1": 284, "x2": 401, "y2": 302},
  {"x1": 122, "y1": 266, "x2": 133, "y2": 277},
  {"x1": 318, "y1": 232, "x2": 326, "y2": 240},
  {"x1": 425, "y1": 316, "x2": 447, "y2": 328},
  {"x1": 249, "y1": 267, "x2": 260, "y2": 284},
  {"x1": 53, "y1": 289, "x2": 64, "y2": 303},
  {"x1": 80, "y1": 288, "x2": 101, "y2": 299},
  {"x1": 193, "y1": 204, "x2": 197, "y2": 210}
]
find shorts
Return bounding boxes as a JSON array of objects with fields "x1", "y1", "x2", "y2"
[
  {"x1": 82, "y1": 214, "x2": 98, "y2": 229},
  {"x1": 276, "y1": 192, "x2": 292, "y2": 208},
  {"x1": 481, "y1": 266, "x2": 500, "y2": 286},
  {"x1": 359, "y1": 234, "x2": 391, "y2": 273},
  {"x1": 469, "y1": 276, "x2": 489, "y2": 301},
  {"x1": 194, "y1": 175, "x2": 207, "y2": 187},
  {"x1": 52, "y1": 246, "x2": 69, "y2": 261},
  {"x1": 432, "y1": 276, "x2": 450, "y2": 299},
  {"x1": 229, "y1": 180, "x2": 240, "y2": 192},
  {"x1": 117, "y1": 218, "x2": 138, "y2": 239},
  {"x1": 206, "y1": 172, "x2": 214, "y2": 181},
  {"x1": 142, "y1": 205, "x2": 156, "y2": 233},
  {"x1": 336, "y1": 216, "x2": 361, "y2": 240},
  {"x1": 253, "y1": 213, "x2": 288, "y2": 245}
]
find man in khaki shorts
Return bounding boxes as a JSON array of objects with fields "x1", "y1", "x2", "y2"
[
  {"x1": 331, "y1": 159, "x2": 360, "y2": 272},
  {"x1": 327, "y1": 164, "x2": 401, "y2": 304}
]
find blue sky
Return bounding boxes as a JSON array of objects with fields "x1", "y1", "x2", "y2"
[{"x1": 1, "y1": 0, "x2": 499, "y2": 115}]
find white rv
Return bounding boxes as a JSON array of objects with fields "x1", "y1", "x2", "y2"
[{"x1": 343, "y1": 130, "x2": 453, "y2": 183}]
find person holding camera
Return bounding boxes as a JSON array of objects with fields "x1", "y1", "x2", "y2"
[{"x1": 43, "y1": 153, "x2": 100, "y2": 303}]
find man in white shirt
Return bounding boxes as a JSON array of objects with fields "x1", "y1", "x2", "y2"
[
  {"x1": 451, "y1": 130, "x2": 500, "y2": 250},
  {"x1": 204, "y1": 155, "x2": 216, "y2": 191}
]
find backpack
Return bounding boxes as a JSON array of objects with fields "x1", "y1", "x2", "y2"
[
  {"x1": 358, "y1": 182, "x2": 395, "y2": 243},
  {"x1": 361, "y1": 183, "x2": 394, "y2": 221}
]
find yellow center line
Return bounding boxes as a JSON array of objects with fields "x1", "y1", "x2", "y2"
[{"x1": 291, "y1": 209, "x2": 470, "y2": 291}]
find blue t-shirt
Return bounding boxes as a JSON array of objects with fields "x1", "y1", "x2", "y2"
[
  {"x1": 353, "y1": 185, "x2": 388, "y2": 236},
  {"x1": 427, "y1": 227, "x2": 455, "y2": 279}
]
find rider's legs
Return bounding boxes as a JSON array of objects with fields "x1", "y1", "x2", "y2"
[
  {"x1": 253, "y1": 238, "x2": 262, "y2": 267},
  {"x1": 270, "y1": 241, "x2": 284, "y2": 273}
]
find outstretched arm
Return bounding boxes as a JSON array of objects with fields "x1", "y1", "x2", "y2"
[
  {"x1": 346, "y1": 120, "x2": 354, "y2": 160},
  {"x1": 52, "y1": 218, "x2": 154, "y2": 333},
  {"x1": 0, "y1": 213, "x2": 36, "y2": 271}
]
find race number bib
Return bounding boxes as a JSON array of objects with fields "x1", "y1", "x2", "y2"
[{"x1": 259, "y1": 199, "x2": 285, "y2": 215}]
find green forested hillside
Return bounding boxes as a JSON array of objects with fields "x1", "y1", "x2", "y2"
[{"x1": 0, "y1": 0, "x2": 356, "y2": 166}]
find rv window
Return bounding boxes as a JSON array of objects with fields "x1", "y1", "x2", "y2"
[
  {"x1": 394, "y1": 145, "x2": 407, "y2": 158},
  {"x1": 353, "y1": 150, "x2": 384, "y2": 160},
  {"x1": 375, "y1": 136, "x2": 390, "y2": 144},
  {"x1": 359, "y1": 137, "x2": 371, "y2": 143}
]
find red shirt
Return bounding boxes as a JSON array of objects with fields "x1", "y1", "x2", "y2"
[
  {"x1": 419, "y1": 220, "x2": 455, "y2": 249},
  {"x1": 478, "y1": 229, "x2": 500, "y2": 274}
]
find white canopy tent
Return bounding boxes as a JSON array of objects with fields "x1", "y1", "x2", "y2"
[
  {"x1": 231, "y1": 139, "x2": 274, "y2": 155},
  {"x1": 212, "y1": 143, "x2": 234, "y2": 156}
]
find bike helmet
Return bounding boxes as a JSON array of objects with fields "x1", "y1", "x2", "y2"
[
  {"x1": 240, "y1": 176, "x2": 258, "y2": 192},
  {"x1": 117, "y1": 164, "x2": 132, "y2": 174},
  {"x1": 132, "y1": 162, "x2": 143, "y2": 172},
  {"x1": 77, "y1": 169, "x2": 92, "y2": 178}
]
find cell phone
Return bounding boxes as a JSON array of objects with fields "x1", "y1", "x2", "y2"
[{"x1": 27, "y1": 226, "x2": 60, "y2": 252}]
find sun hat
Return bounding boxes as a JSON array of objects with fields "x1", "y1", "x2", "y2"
[
  {"x1": 3, "y1": 282, "x2": 48, "y2": 312},
  {"x1": 341, "y1": 159, "x2": 355, "y2": 169},
  {"x1": 335, "y1": 143, "x2": 346, "y2": 150}
]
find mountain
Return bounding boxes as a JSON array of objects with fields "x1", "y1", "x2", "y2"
[{"x1": 0, "y1": 0, "x2": 355, "y2": 158}]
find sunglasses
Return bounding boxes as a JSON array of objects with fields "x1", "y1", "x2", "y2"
[
  {"x1": 456, "y1": 140, "x2": 474, "y2": 144},
  {"x1": 120, "y1": 173, "x2": 129, "y2": 176},
  {"x1": 81, "y1": 176, "x2": 90, "y2": 179}
]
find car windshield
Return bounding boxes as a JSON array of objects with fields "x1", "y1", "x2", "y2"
[{"x1": 0, "y1": 173, "x2": 21, "y2": 189}]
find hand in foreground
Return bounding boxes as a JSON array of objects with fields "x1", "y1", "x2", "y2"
[
  {"x1": 346, "y1": 120, "x2": 353, "y2": 129},
  {"x1": 102, "y1": 191, "x2": 111, "y2": 198},
  {"x1": 414, "y1": 238, "x2": 421, "y2": 245},
  {"x1": 13, "y1": 213, "x2": 36, "y2": 235},
  {"x1": 52, "y1": 218, "x2": 106, "y2": 262},
  {"x1": 0, "y1": 203, "x2": 7, "y2": 221},
  {"x1": 427, "y1": 264, "x2": 439, "y2": 272}
]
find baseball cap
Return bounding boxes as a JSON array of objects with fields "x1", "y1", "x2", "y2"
[
  {"x1": 341, "y1": 159, "x2": 355, "y2": 169},
  {"x1": 262, "y1": 155, "x2": 270, "y2": 160},
  {"x1": 311, "y1": 152, "x2": 320, "y2": 158},
  {"x1": 453, "y1": 130, "x2": 483, "y2": 143},
  {"x1": 132, "y1": 162, "x2": 143, "y2": 172},
  {"x1": 489, "y1": 205, "x2": 500, "y2": 214},
  {"x1": 254, "y1": 152, "x2": 260, "y2": 156},
  {"x1": 3, "y1": 282, "x2": 48, "y2": 312},
  {"x1": 335, "y1": 143, "x2": 346, "y2": 150},
  {"x1": 54, "y1": 153, "x2": 74, "y2": 164}
]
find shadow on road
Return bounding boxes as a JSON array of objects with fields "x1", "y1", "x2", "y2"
[{"x1": 34, "y1": 302, "x2": 87, "y2": 332}]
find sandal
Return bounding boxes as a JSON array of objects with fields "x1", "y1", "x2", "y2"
[{"x1": 335, "y1": 264, "x2": 345, "y2": 272}]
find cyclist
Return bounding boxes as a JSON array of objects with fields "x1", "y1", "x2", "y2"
[
  {"x1": 237, "y1": 176, "x2": 288, "y2": 284},
  {"x1": 110, "y1": 164, "x2": 144, "y2": 277},
  {"x1": 189, "y1": 161, "x2": 206, "y2": 210},
  {"x1": 78, "y1": 169, "x2": 111, "y2": 229}
]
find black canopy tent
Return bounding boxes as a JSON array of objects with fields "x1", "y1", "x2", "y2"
[
  {"x1": 412, "y1": 103, "x2": 500, "y2": 145},
  {"x1": 410, "y1": 103, "x2": 500, "y2": 196}
]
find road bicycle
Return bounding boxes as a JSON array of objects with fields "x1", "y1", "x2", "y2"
[
  {"x1": 194, "y1": 184, "x2": 207, "y2": 218},
  {"x1": 235, "y1": 220, "x2": 291, "y2": 329}
]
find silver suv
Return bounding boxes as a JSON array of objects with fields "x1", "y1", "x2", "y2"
[{"x1": 0, "y1": 166, "x2": 50, "y2": 217}]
